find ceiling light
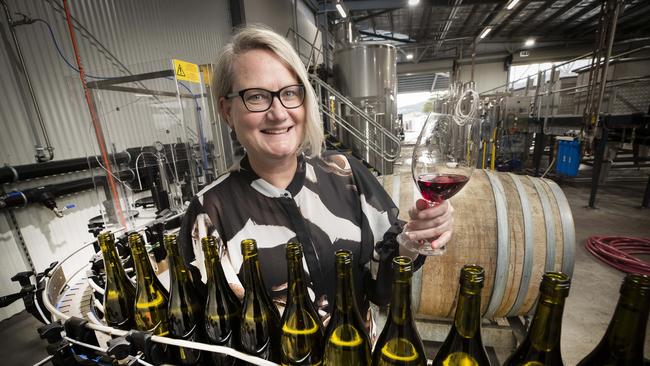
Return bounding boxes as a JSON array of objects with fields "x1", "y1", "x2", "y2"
[
  {"x1": 336, "y1": 2, "x2": 347, "y2": 18},
  {"x1": 524, "y1": 38, "x2": 535, "y2": 47},
  {"x1": 408, "y1": 0, "x2": 420, "y2": 5},
  {"x1": 479, "y1": 27, "x2": 492, "y2": 39},
  {"x1": 506, "y1": 0, "x2": 520, "y2": 10},
  {"x1": 406, "y1": 53, "x2": 414, "y2": 60}
]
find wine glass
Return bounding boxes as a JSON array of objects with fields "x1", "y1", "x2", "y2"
[{"x1": 400, "y1": 85, "x2": 480, "y2": 255}]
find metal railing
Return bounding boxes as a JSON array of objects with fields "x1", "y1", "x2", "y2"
[
  {"x1": 310, "y1": 74, "x2": 402, "y2": 173},
  {"x1": 285, "y1": 28, "x2": 323, "y2": 72}
]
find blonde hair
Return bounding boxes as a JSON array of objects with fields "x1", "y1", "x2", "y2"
[{"x1": 212, "y1": 24, "x2": 323, "y2": 158}]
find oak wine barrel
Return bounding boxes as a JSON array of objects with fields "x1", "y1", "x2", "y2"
[{"x1": 412, "y1": 169, "x2": 575, "y2": 319}]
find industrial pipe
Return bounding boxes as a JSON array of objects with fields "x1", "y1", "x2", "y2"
[
  {"x1": 1, "y1": 0, "x2": 54, "y2": 162},
  {"x1": 0, "y1": 170, "x2": 135, "y2": 217},
  {"x1": 0, "y1": 152, "x2": 131, "y2": 184}
]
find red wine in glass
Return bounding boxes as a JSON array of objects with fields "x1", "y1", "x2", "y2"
[{"x1": 417, "y1": 173, "x2": 469, "y2": 204}]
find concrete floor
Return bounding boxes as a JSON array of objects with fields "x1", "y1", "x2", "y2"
[
  {"x1": 1, "y1": 155, "x2": 649, "y2": 365},
  {"x1": 560, "y1": 181, "x2": 650, "y2": 365}
]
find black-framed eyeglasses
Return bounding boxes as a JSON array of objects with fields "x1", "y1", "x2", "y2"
[{"x1": 225, "y1": 84, "x2": 305, "y2": 112}]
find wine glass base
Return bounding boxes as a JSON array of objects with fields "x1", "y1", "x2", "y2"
[{"x1": 398, "y1": 233, "x2": 447, "y2": 256}]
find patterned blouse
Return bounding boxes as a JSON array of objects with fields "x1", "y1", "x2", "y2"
[{"x1": 178, "y1": 151, "x2": 424, "y2": 320}]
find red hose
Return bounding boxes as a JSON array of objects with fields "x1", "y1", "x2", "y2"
[{"x1": 585, "y1": 236, "x2": 650, "y2": 275}]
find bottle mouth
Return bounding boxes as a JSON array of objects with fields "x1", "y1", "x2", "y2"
[
  {"x1": 201, "y1": 236, "x2": 219, "y2": 254},
  {"x1": 540, "y1": 271, "x2": 571, "y2": 296},
  {"x1": 286, "y1": 241, "x2": 303, "y2": 260},
  {"x1": 622, "y1": 273, "x2": 650, "y2": 295},
  {"x1": 460, "y1": 264, "x2": 485, "y2": 286},
  {"x1": 163, "y1": 234, "x2": 177, "y2": 251},
  {"x1": 393, "y1": 256, "x2": 413, "y2": 273},
  {"x1": 335, "y1": 249, "x2": 352, "y2": 265},
  {"x1": 240, "y1": 239, "x2": 258, "y2": 256},
  {"x1": 128, "y1": 232, "x2": 143, "y2": 246},
  {"x1": 97, "y1": 231, "x2": 111, "y2": 242},
  {"x1": 201, "y1": 236, "x2": 216, "y2": 246}
]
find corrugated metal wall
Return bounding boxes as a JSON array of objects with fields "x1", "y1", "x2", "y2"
[{"x1": 0, "y1": 0, "x2": 231, "y2": 321}]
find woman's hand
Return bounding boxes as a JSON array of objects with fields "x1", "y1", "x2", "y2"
[{"x1": 403, "y1": 199, "x2": 454, "y2": 251}]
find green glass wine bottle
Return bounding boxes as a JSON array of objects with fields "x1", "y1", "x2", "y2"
[
  {"x1": 372, "y1": 256, "x2": 426, "y2": 366},
  {"x1": 323, "y1": 249, "x2": 371, "y2": 366},
  {"x1": 577, "y1": 273, "x2": 650, "y2": 366},
  {"x1": 431, "y1": 264, "x2": 490, "y2": 366},
  {"x1": 129, "y1": 232, "x2": 170, "y2": 337},
  {"x1": 503, "y1": 272, "x2": 571, "y2": 366},
  {"x1": 202, "y1": 236, "x2": 242, "y2": 366},
  {"x1": 97, "y1": 232, "x2": 135, "y2": 330},
  {"x1": 240, "y1": 239, "x2": 282, "y2": 363},
  {"x1": 164, "y1": 234, "x2": 204, "y2": 365},
  {"x1": 280, "y1": 241, "x2": 324, "y2": 365}
]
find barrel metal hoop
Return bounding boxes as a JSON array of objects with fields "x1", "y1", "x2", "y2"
[
  {"x1": 543, "y1": 178, "x2": 576, "y2": 277},
  {"x1": 530, "y1": 176, "x2": 556, "y2": 272},
  {"x1": 506, "y1": 173, "x2": 534, "y2": 317},
  {"x1": 484, "y1": 170, "x2": 509, "y2": 319}
]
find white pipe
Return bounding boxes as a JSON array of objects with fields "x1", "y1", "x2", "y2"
[
  {"x1": 42, "y1": 258, "x2": 279, "y2": 365},
  {"x1": 32, "y1": 355, "x2": 53, "y2": 366},
  {"x1": 92, "y1": 299, "x2": 104, "y2": 314},
  {"x1": 87, "y1": 276, "x2": 105, "y2": 295},
  {"x1": 65, "y1": 336, "x2": 106, "y2": 353}
]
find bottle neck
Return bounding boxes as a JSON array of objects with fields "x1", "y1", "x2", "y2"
[
  {"x1": 166, "y1": 245, "x2": 190, "y2": 285},
  {"x1": 602, "y1": 289, "x2": 650, "y2": 356},
  {"x1": 335, "y1": 264, "x2": 355, "y2": 314},
  {"x1": 287, "y1": 255, "x2": 308, "y2": 304},
  {"x1": 204, "y1": 247, "x2": 217, "y2": 284},
  {"x1": 243, "y1": 253, "x2": 264, "y2": 292},
  {"x1": 99, "y1": 240, "x2": 124, "y2": 281},
  {"x1": 131, "y1": 242, "x2": 155, "y2": 288},
  {"x1": 454, "y1": 285, "x2": 482, "y2": 338},
  {"x1": 527, "y1": 292, "x2": 566, "y2": 352},
  {"x1": 390, "y1": 274, "x2": 413, "y2": 324}
]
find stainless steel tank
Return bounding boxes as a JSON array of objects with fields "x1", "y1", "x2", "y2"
[{"x1": 333, "y1": 44, "x2": 397, "y2": 174}]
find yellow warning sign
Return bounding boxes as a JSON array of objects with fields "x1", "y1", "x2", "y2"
[{"x1": 172, "y1": 59, "x2": 200, "y2": 83}]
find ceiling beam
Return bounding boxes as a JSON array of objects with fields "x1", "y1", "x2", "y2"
[
  {"x1": 531, "y1": 0, "x2": 584, "y2": 35},
  {"x1": 489, "y1": 0, "x2": 529, "y2": 38},
  {"x1": 358, "y1": 30, "x2": 416, "y2": 43},
  {"x1": 574, "y1": 2, "x2": 650, "y2": 37},
  {"x1": 563, "y1": 1, "x2": 604, "y2": 35},
  {"x1": 459, "y1": 4, "x2": 478, "y2": 37},
  {"x1": 353, "y1": 9, "x2": 393, "y2": 23},
  {"x1": 616, "y1": 6, "x2": 650, "y2": 32},
  {"x1": 507, "y1": 0, "x2": 558, "y2": 37},
  {"x1": 476, "y1": 3, "x2": 501, "y2": 34},
  {"x1": 436, "y1": 0, "x2": 463, "y2": 52},
  {"x1": 544, "y1": 0, "x2": 600, "y2": 35},
  {"x1": 320, "y1": 0, "x2": 502, "y2": 13}
]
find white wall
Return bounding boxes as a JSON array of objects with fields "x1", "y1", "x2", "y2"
[
  {"x1": 458, "y1": 62, "x2": 508, "y2": 94},
  {"x1": 0, "y1": 0, "x2": 231, "y2": 321}
]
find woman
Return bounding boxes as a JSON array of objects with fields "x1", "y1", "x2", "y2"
[{"x1": 178, "y1": 25, "x2": 454, "y2": 322}]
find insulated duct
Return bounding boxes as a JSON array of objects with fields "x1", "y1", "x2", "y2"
[{"x1": 0, "y1": 152, "x2": 131, "y2": 184}]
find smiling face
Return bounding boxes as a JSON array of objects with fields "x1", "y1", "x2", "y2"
[{"x1": 219, "y1": 49, "x2": 305, "y2": 168}]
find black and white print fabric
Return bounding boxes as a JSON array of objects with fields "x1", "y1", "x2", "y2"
[{"x1": 178, "y1": 151, "x2": 424, "y2": 319}]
